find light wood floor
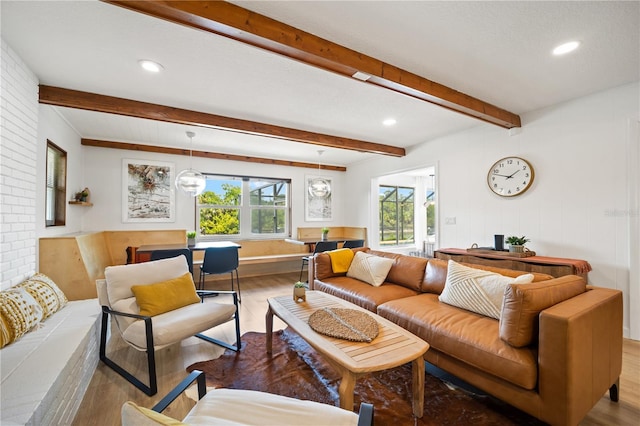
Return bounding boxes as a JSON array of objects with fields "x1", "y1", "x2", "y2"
[{"x1": 73, "y1": 273, "x2": 640, "y2": 425}]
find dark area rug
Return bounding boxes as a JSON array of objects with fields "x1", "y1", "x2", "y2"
[{"x1": 187, "y1": 329, "x2": 546, "y2": 426}]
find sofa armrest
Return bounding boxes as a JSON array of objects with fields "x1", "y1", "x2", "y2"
[
  {"x1": 152, "y1": 370, "x2": 206, "y2": 413},
  {"x1": 538, "y1": 287, "x2": 623, "y2": 425}
]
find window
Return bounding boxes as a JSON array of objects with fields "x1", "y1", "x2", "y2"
[
  {"x1": 379, "y1": 185, "x2": 414, "y2": 246},
  {"x1": 45, "y1": 140, "x2": 67, "y2": 227},
  {"x1": 197, "y1": 175, "x2": 290, "y2": 239}
]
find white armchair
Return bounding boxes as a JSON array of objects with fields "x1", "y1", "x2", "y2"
[
  {"x1": 122, "y1": 370, "x2": 374, "y2": 425},
  {"x1": 97, "y1": 256, "x2": 240, "y2": 396}
]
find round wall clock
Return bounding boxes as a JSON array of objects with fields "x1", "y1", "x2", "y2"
[{"x1": 487, "y1": 156, "x2": 535, "y2": 197}]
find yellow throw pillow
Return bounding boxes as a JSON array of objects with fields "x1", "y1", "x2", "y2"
[
  {"x1": 121, "y1": 401, "x2": 186, "y2": 426},
  {"x1": 0, "y1": 287, "x2": 44, "y2": 348},
  {"x1": 328, "y1": 248, "x2": 355, "y2": 273},
  {"x1": 131, "y1": 273, "x2": 200, "y2": 317}
]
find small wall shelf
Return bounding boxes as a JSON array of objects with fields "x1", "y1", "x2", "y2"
[{"x1": 68, "y1": 201, "x2": 93, "y2": 206}]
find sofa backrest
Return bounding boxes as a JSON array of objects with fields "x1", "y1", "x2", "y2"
[
  {"x1": 366, "y1": 250, "x2": 428, "y2": 292},
  {"x1": 422, "y1": 258, "x2": 554, "y2": 294}
]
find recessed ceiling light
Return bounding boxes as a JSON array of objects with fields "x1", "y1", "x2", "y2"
[
  {"x1": 552, "y1": 41, "x2": 581, "y2": 56},
  {"x1": 383, "y1": 118, "x2": 397, "y2": 126},
  {"x1": 138, "y1": 60, "x2": 164, "y2": 73}
]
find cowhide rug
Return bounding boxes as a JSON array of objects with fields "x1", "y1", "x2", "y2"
[{"x1": 187, "y1": 329, "x2": 545, "y2": 426}]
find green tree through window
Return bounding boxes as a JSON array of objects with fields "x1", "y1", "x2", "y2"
[{"x1": 197, "y1": 176, "x2": 290, "y2": 239}]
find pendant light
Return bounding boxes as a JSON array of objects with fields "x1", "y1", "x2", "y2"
[
  {"x1": 308, "y1": 150, "x2": 331, "y2": 198},
  {"x1": 175, "y1": 131, "x2": 206, "y2": 197}
]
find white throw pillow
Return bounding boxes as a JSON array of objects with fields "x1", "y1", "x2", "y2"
[
  {"x1": 346, "y1": 251, "x2": 395, "y2": 287},
  {"x1": 439, "y1": 260, "x2": 534, "y2": 319}
]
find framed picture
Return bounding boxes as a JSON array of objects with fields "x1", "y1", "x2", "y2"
[
  {"x1": 305, "y1": 175, "x2": 332, "y2": 221},
  {"x1": 122, "y1": 159, "x2": 175, "y2": 222}
]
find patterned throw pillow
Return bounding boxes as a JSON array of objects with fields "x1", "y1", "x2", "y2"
[
  {"x1": 346, "y1": 251, "x2": 395, "y2": 287},
  {"x1": 0, "y1": 287, "x2": 44, "y2": 348},
  {"x1": 439, "y1": 260, "x2": 534, "y2": 319},
  {"x1": 18, "y1": 273, "x2": 68, "y2": 319}
]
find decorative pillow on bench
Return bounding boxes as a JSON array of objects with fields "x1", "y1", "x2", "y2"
[
  {"x1": 0, "y1": 273, "x2": 68, "y2": 348},
  {"x1": 439, "y1": 260, "x2": 534, "y2": 320}
]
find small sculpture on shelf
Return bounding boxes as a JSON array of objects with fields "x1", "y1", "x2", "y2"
[{"x1": 73, "y1": 187, "x2": 90, "y2": 202}]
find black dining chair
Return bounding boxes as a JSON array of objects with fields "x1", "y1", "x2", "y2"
[
  {"x1": 299, "y1": 240, "x2": 338, "y2": 282},
  {"x1": 150, "y1": 249, "x2": 193, "y2": 275},
  {"x1": 199, "y1": 246, "x2": 241, "y2": 302},
  {"x1": 342, "y1": 239, "x2": 365, "y2": 249}
]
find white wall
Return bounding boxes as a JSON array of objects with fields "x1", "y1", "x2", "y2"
[
  {"x1": 346, "y1": 82, "x2": 640, "y2": 338},
  {"x1": 0, "y1": 39, "x2": 39, "y2": 290},
  {"x1": 78, "y1": 144, "x2": 345, "y2": 234}
]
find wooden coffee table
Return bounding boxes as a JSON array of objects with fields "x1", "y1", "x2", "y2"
[{"x1": 266, "y1": 291, "x2": 429, "y2": 417}]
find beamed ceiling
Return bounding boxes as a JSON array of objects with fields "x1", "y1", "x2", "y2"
[{"x1": 2, "y1": 1, "x2": 638, "y2": 169}]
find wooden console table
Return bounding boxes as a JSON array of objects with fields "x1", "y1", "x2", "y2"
[{"x1": 435, "y1": 248, "x2": 591, "y2": 279}]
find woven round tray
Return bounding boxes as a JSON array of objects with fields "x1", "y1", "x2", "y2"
[{"x1": 308, "y1": 307, "x2": 379, "y2": 343}]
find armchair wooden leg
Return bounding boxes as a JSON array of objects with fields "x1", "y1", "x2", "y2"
[{"x1": 99, "y1": 308, "x2": 158, "y2": 396}]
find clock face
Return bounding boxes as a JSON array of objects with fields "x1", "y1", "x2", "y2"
[{"x1": 487, "y1": 157, "x2": 534, "y2": 197}]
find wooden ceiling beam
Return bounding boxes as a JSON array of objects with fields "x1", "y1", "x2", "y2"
[
  {"x1": 81, "y1": 139, "x2": 347, "y2": 171},
  {"x1": 104, "y1": 0, "x2": 521, "y2": 129},
  {"x1": 39, "y1": 85, "x2": 405, "y2": 157}
]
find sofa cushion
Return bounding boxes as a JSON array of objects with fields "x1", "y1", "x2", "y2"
[
  {"x1": 422, "y1": 258, "x2": 553, "y2": 294},
  {"x1": 377, "y1": 293, "x2": 538, "y2": 390},
  {"x1": 346, "y1": 252, "x2": 394, "y2": 287},
  {"x1": 439, "y1": 260, "x2": 534, "y2": 319},
  {"x1": 368, "y1": 250, "x2": 428, "y2": 292},
  {"x1": 131, "y1": 272, "x2": 200, "y2": 317},
  {"x1": 0, "y1": 288, "x2": 43, "y2": 348},
  {"x1": 500, "y1": 275, "x2": 587, "y2": 347},
  {"x1": 17, "y1": 273, "x2": 68, "y2": 319},
  {"x1": 328, "y1": 248, "x2": 355, "y2": 273},
  {"x1": 314, "y1": 276, "x2": 418, "y2": 312}
]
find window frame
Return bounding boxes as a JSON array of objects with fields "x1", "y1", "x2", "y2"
[
  {"x1": 45, "y1": 140, "x2": 67, "y2": 227},
  {"x1": 196, "y1": 174, "x2": 291, "y2": 240},
  {"x1": 379, "y1": 185, "x2": 415, "y2": 246}
]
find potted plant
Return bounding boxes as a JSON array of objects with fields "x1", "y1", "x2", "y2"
[
  {"x1": 293, "y1": 281, "x2": 306, "y2": 302},
  {"x1": 321, "y1": 227, "x2": 330, "y2": 241},
  {"x1": 186, "y1": 231, "x2": 197, "y2": 247},
  {"x1": 505, "y1": 235, "x2": 530, "y2": 253}
]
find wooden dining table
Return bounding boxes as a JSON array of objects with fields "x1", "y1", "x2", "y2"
[{"x1": 134, "y1": 241, "x2": 241, "y2": 263}]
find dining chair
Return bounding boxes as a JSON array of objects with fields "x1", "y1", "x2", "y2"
[
  {"x1": 150, "y1": 248, "x2": 193, "y2": 275},
  {"x1": 342, "y1": 239, "x2": 365, "y2": 249},
  {"x1": 299, "y1": 240, "x2": 338, "y2": 281},
  {"x1": 199, "y1": 246, "x2": 241, "y2": 302}
]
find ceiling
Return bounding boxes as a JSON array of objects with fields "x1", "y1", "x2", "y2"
[{"x1": 2, "y1": 1, "x2": 638, "y2": 169}]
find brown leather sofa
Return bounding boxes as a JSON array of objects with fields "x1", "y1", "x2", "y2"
[{"x1": 309, "y1": 248, "x2": 623, "y2": 426}]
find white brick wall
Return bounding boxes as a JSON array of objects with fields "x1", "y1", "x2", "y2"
[{"x1": 1, "y1": 38, "x2": 39, "y2": 290}]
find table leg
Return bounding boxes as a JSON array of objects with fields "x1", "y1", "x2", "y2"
[
  {"x1": 412, "y1": 356, "x2": 425, "y2": 418},
  {"x1": 265, "y1": 305, "x2": 274, "y2": 354},
  {"x1": 338, "y1": 371, "x2": 356, "y2": 411}
]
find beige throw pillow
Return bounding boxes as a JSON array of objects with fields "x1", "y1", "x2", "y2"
[
  {"x1": 346, "y1": 251, "x2": 395, "y2": 287},
  {"x1": 439, "y1": 260, "x2": 534, "y2": 319}
]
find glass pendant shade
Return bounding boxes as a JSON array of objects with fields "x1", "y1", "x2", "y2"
[
  {"x1": 308, "y1": 149, "x2": 331, "y2": 198},
  {"x1": 308, "y1": 177, "x2": 331, "y2": 198},
  {"x1": 175, "y1": 131, "x2": 205, "y2": 197},
  {"x1": 175, "y1": 169, "x2": 206, "y2": 197}
]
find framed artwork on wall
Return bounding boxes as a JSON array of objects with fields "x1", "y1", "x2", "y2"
[
  {"x1": 122, "y1": 159, "x2": 175, "y2": 223},
  {"x1": 305, "y1": 175, "x2": 332, "y2": 221}
]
